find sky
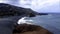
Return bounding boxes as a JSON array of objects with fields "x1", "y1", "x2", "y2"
[{"x1": 0, "y1": 0, "x2": 60, "y2": 13}]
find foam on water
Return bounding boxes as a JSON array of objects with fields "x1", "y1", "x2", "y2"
[{"x1": 17, "y1": 17, "x2": 34, "y2": 24}]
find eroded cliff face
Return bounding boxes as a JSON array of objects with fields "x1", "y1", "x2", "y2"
[{"x1": 13, "y1": 24, "x2": 53, "y2": 34}]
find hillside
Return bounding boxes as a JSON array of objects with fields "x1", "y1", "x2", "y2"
[{"x1": 0, "y1": 3, "x2": 41, "y2": 18}]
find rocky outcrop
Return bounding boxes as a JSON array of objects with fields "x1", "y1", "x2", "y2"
[{"x1": 13, "y1": 24, "x2": 53, "y2": 34}]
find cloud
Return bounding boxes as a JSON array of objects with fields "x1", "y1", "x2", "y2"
[
  {"x1": 30, "y1": 0, "x2": 59, "y2": 10},
  {"x1": 37, "y1": 0, "x2": 60, "y2": 13},
  {"x1": 0, "y1": 0, "x2": 6, "y2": 3},
  {"x1": 19, "y1": 0, "x2": 59, "y2": 13}
]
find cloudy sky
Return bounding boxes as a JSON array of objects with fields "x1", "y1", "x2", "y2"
[{"x1": 0, "y1": 0, "x2": 60, "y2": 13}]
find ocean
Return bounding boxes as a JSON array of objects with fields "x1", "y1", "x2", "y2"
[{"x1": 27, "y1": 13, "x2": 60, "y2": 34}]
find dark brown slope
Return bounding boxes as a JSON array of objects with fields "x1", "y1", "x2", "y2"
[{"x1": 13, "y1": 24, "x2": 53, "y2": 34}]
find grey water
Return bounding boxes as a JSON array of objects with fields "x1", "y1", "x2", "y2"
[{"x1": 27, "y1": 13, "x2": 60, "y2": 34}]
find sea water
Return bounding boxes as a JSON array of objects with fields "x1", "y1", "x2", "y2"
[{"x1": 25, "y1": 13, "x2": 60, "y2": 34}]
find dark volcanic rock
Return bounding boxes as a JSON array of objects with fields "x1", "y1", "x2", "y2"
[
  {"x1": 13, "y1": 24, "x2": 53, "y2": 34},
  {"x1": 0, "y1": 3, "x2": 40, "y2": 18}
]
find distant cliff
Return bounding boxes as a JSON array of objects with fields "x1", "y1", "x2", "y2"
[
  {"x1": 0, "y1": 3, "x2": 41, "y2": 18},
  {"x1": 39, "y1": 13, "x2": 48, "y2": 15}
]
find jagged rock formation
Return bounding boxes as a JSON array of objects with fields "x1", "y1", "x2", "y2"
[
  {"x1": 0, "y1": 3, "x2": 40, "y2": 18},
  {"x1": 13, "y1": 24, "x2": 53, "y2": 34}
]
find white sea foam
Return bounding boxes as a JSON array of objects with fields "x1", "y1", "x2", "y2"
[{"x1": 17, "y1": 17, "x2": 34, "y2": 24}]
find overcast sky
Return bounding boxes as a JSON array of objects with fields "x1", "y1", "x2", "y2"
[{"x1": 0, "y1": 0, "x2": 60, "y2": 13}]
